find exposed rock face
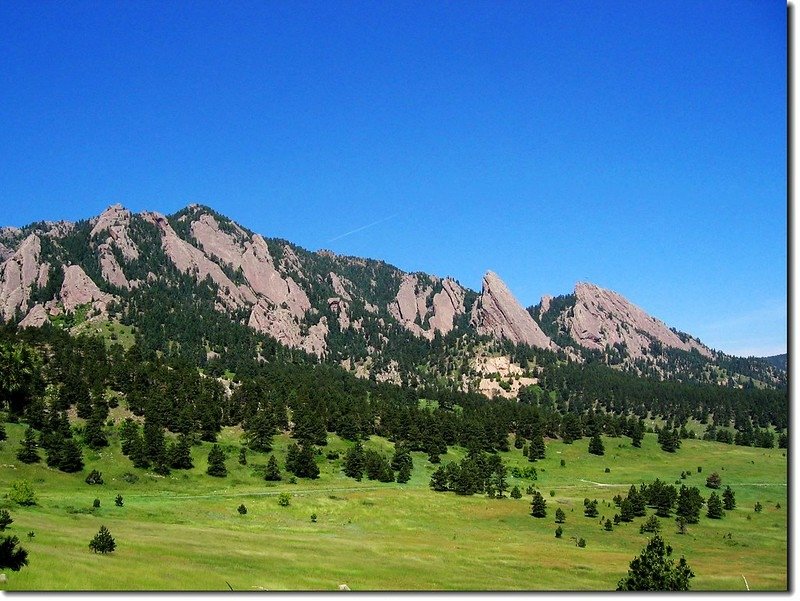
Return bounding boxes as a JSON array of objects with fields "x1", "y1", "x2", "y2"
[
  {"x1": 91, "y1": 204, "x2": 140, "y2": 261},
  {"x1": 97, "y1": 244, "x2": 131, "y2": 290},
  {"x1": 558, "y1": 282, "x2": 713, "y2": 359},
  {"x1": 429, "y1": 278, "x2": 466, "y2": 336},
  {"x1": 59, "y1": 265, "x2": 115, "y2": 313},
  {"x1": 19, "y1": 303, "x2": 49, "y2": 328},
  {"x1": 388, "y1": 275, "x2": 466, "y2": 339},
  {"x1": 143, "y1": 211, "x2": 254, "y2": 310},
  {"x1": 471, "y1": 271, "x2": 556, "y2": 350},
  {"x1": 0, "y1": 234, "x2": 44, "y2": 321}
]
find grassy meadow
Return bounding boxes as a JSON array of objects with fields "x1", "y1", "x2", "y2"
[{"x1": 0, "y1": 419, "x2": 787, "y2": 591}]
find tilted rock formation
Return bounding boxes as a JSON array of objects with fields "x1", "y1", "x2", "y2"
[
  {"x1": 97, "y1": 243, "x2": 131, "y2": 290},
  {"x1": 429, "y1": 278, "x2": 466, "y2": 336},
  {"x1": 0, "y1": 234, "x2": 46, "y2": 321},
  {"x1": 143, "y1": 211, "x2": 255, "y2": 310},
  {"x1": 59, "y1": 264, "x2": 116, "y2": 313},
  {"x1": 558, "y1": 282, "x2": 713, "y2": 359},
  {"x1": 19, "y1": 303, "x2": 49, "y2": 328},
  {"x1": 91, "y1": 204, "x2": 140, "y2": 261},
  {"x1": 471, "y1": 271, "x2": 556, "y2": 350}
]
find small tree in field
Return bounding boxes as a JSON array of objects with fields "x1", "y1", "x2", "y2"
[
  {"x1": 89, "y1": 525, "x2": 116, "y2": 554},
  {"x1": 706, "y1": 492, "x2": 724, "y2": 519},
  {"x1": 237, "y1": 504, "x2": 247, "y2": 515},
  {"x1": 510, "y1": 485, "x2": 522, "y2": 499},
  {"x1": 115, "y1": 494, "x2": 124, "y2": 507},
  {"x1": 9, "y1": 480, "x2": 37, "y2": 506},
  {"x1": 16, "y1": 428, "x2": 40, "y2": 464},
  {"x1": 722, "y1": 486, "x2": 736, "y2": 510},
  {"x1": 555, "y1": 507, "x2": 566, "y2": 524},
  {"x1": 604, "y1": 519, "x2": 613, "y2": 531},
  {"x1": 206, "y1": 445, "x2": 227, "y2": 477},
  {"x1": 588, "y1": 433, "x2": 604, "y2": 456},
  {"x1": 0, "y1": 535, "x2": 28, "y2": 571},
  {"x1": 555, "y1": 526, "x2": 563, "y2": 538},
  {"x1": 264, "y1": 455, "x2": 282, "y2": 481},
  {"x1": 617, "y1": 535, "x2": 694, "y2": 591},
  {"x1": 705, "y1": 472, "x2": 721, "y2": 489},
  {"x1": 0, "y1": 509, "x2": 12, "y2": 531},
  {"x1": 530, "y1": 491, "x2": 547, "y2": 518}
]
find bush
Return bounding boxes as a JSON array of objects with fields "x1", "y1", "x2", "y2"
[
  {"x1": 278, "y1": 493, "x2": 291, "y2": 507},
  {"x1": 121, "y1": 472, "x2": 139, "y2": 484},
  {"x1": 0, "y1": 535, "x2": 29, "y2": 571},
  {"x1": 549, "y1": 490, "x2": 555, "y2": 497},
  {"x1": 311, "y1": 513, "x2": 318, "y2": 523},
  {"x1": 115, "y1": 495, "x2": 124, "y2": 507},
  {"x1": 754, "y1": 502, "x2": 763, "y2": 513},
  {"x1": 92, "y1": 498, "x2": 101, "y2": 509},
  {"x1": 0, "y1": 509, "x2": 12, "y2": 531},
  {"x1": 705, "y1": 472, "x2": 721, "y2": 489},
  {"x1": 555, "y1": 526, "x2": 563, "y2": 538},
  {"x1": 510, "y1": 486, "x2": 522, "y2": 499},
  {"x1": 89, "y1": 525, "x2": 116, "y2": 554},
  {"x1": 237, "y1": 504, "x2": 247, "y2": 515},
  {"x1": 9, "y1": 480, "x2": 37, "y2": 506},
  {"x1": 85, "y1": 470, "x2": 104, "y2": 485},
  {"x1": 577, "y1": 538, "x2": 586, "y2": 548},
  {"x1": 560, "y1": 459, "x2": 566, "y2": 467}
]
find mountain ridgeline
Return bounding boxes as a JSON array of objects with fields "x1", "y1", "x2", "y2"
[{"x1": 0, "y1": 204, "x2": 785, "y2": 392}]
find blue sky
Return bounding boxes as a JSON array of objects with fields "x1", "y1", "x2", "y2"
[{"x1": 0, "y1": 1, "x2": 786, "y2": 356}]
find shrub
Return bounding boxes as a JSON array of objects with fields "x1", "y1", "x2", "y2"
[
  {"x1": 510, "y1": 486, "x2": 522, "y2": 499},
  {"x1": 605, "y1": 467, "x2": 611, "y2": 473},
  {"x1": 85, "y1": 470, "x2": 104, "y2": 485},
  {"x1": 278, "y1": 493, "x2": 291, "y2": 507},
  {"x1": 93, "y1": 498, "x2": 101, "y2": 509},
  {"x1": 0, "y1": 510, "x2": 12, "y2": 531},
  {"x1": 555, "y1": 526, "x2": 563, "y2": 538},
  {"x1": 311, "y1": 513, "x2": 318, "y2": 523},
  {"x1": 705, "y1": 472, "x2": 721, "y2": 489},
  {"x1": 549, "y1": 490, "x2": 555, "y2": 497},
  {"x1": 115, "y1": 495, "x2": 124, "y2": 507},
  {"x1": 577, "y1": 538, "x2": 586, "y2": 548},
  {"x1": 89, "y1": 525, "x2": 116, "y2": 554},
  {"x1": 237, "y1": 504, "x2": 247, "y2": 515},
  {"x1": 0, "y1": 535, "x2": 28, "y2": 571},
  {"x1": 121, "y1": 472, "x2": 139, "y2": 484},
  {"x1": 9, "y1": 480, "x2": 37, "y2": 506},
  {"x1": 560, "y1": 459, "x2": 566, "y2": 467},
  {"x1": 754, "y1": 502, "x2": 763, "y2": 513}
]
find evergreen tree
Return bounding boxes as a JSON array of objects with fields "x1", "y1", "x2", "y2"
[
  {"x1": 206, "y1": 444, "x2": 227, "y2": 477},
  {"x1": 293, "y1": 445, "x2": 320, "y2": 479},
  {"x1": 530, "y1": 491, "x2": 547, "y2": 518},
  {"x1": 675, "y1": 485, "x2": 703, "y2": 524},
  {"x1": 705, "y1": 472, "x2": 722, "y2": 489},
  {"x1": 84, "y1": 405, "x2": 108, "y2": 450},
  {"x1": 168, "y1": 435, "x2": 194, "y2": 470},
  {"x1": 88, "y1": 525, "x2": 116, "y2": 554},
  {"x1": 555, "y1": 526, "x2": 563, "y2": 538},
  {"x1": 604, "y1": 518, "x2": 613, "y2": 531},
  {"x1": 675, "y1": 516, "x2": 687, "y2": 535},
  {"x1": 115, "y1": 494, "x2": 124, "y2": 507},
  {"x1": 397, "y1": 462, "x2": 412, "y2": 483},
  {"x1": 0, "y1": 510, "x2": 12, "y2": 531},
  {"x1": 129, "y1": 432, "x2": 150, "y2": 469},
  {"x1": 0, "y1": 422, "x2": 6, "y2": 442},
  {"x1": 620, "y1": 498, "x2": 635, "y2": 522},
  {"x1": 0, "y1": 535, "x2": 29, "y2": 571},
  {"x1": 238, "y1": 447, "x2": 247, "y2": 466},
  {"x1": 343, "y1": 441, "x2": 365, "y2": 480},
  {"x1": 16, "y1": 428, "x2": 40, "y2": 464},
  {"x1": 722, "y1": 487, "x2": 736, "y2": 510},
  {"x1": 264, "y1": 455, "x2": 282, "y2": 481},
  {"x1": 510, "y1": 485, "x2": 522, "y2": 499},
  {"x1": 285, "y1": 443, "x2": 300, "y2": 473},
  {"x1": 555, "y1": 507, "x2": 566, "y2": 523},
  {"x1": 244, "y1": 409, "x2": 275, "y2": 453},
  {"x1": 629, "y1": 419, "x2": 644, "y2": 448},
  {"x1": 706, "y1": 492, "x2": 723, "y2": 519},
  {"x1": 588, "y1": 433, "x2": 605, "y2": 456},
  {"x1": 85, "y1": 469, "x2": 104, "y2": 485},
  {"x1": 429, "y1": 466, "x2": 449, "y2": 491},
  {"x1": 617, "y1": 535, "x2": 694, "y2": 591},
  {"x1": 640, "y1": 515, "x2": 661, "y2": 534},
  {"x1": 58, "y1": 438, "x2": 84, "y2": 473},
  {"x1": 529, "y1": 431, "x2": 546, "y2": 460}
]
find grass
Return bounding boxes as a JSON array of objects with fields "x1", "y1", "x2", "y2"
[{"x1": 0, "y1": 420, "x2": 787, "y2": 591}]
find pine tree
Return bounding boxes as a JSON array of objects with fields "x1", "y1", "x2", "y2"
[
  {"x1": 510, "y1": 485, "x2": 522, "y2": 499},
  {"x1": 429, "y1": 466, "x2": 449, "y2": 491},
  {"x1": 206, "y1": 444, "x2": 227, "y2": 477},
  {"x1": 555, "y1": 526, "x2": 563, "y2": 538},
  {"x1": 529, "y1": 432, "x2": 546, "y2": 460},
  {"x1": 0, "y1": 422, "x2": 7, "y2": 442},
  {"x1": 629, "y1": 420, "x2": 644, "y2": 448},
  {"x1": 58, "y1": 438, "x2": 84, "y2": 473},
  {"x1": 0, "y1": 535, "x2": 29, "y2": 571},
  {"x1": 343, "y1": 441, "x2": 365, "y2": 481},
  {"x1": 16, "y1": 428, "x2": 40, "y2": 464},
  {"x1": 706, "y1": 492, "x2": 724, "y2": 519},
  {"x1": 293, "y1": 445, "x2": 320, "y2": 479},
  {"x1": 530, "y1": 491, "x2": 547, "y2": 518},
  {"x1": 168, "y1": 434, "x2": 194, "y2": 470},
  {"x1": 285, "y1": 443, "x2": 300, "y2": 473},
  {"x1": 129, "y1": 432, "x2": 150, "y2": 469},
  {"x1": 264, "y1": 455, "x2": 281, "y2": 481},
  {"x1": 620, "y1": 498, "x2": 635, "y2": 522},
  {"x1": 604, "y1": 518, "x2": 613, "y2": 531},
  {"x1": 705, "y1": 472, "x2": 722, "y2": 489},
  {"x1": 84, "y1": 404, "x2": 108, "y2": 450},
  {"x1": 238, "y1": 447, "x2": 247, "y2": 466},
  {"x1": 584, "y1": 498, "x2": 599, "y2": 518},
  {"x1": 0, "y1": 510, "x2": 12, "y2": 531},
  {"x1": 115, "y1": 494, "x2": 124, "y2": 507},
  {"x1": 675, "y1": 485, "x2": 703, "y2": 524},
  {"x1": 722, "y1": 486, "x2": 736, "y2": 510},
  {"x1": 617, "y1": 535, "x2": 694, "y2": 591},
  {"x1": 555, "y1": 507, "x2": 566, "y2": 523},
  {"x1": 397, "y1": 462, "x2": 412, "y2": 483},
  {"x1": 88, "y1": 525, "x2": 116, "y2": 554},
  {"x1": 588, "y1": 433, "x2": 605, "y2": 456}
]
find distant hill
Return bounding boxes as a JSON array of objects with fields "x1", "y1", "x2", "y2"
[
  {"x1": 0, "y1": 203, "x2": 786, "y2": 391},
  {"x1": 761, "y1": 353, "x2": 787, "y2": 372}
]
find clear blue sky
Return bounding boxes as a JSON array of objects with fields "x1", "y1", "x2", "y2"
[{"x1": 0, "y1": 1, "x2": 786, "y2": 357}]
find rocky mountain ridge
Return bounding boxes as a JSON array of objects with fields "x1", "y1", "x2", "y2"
[{"x1": 0, "y1": 203, "x2": 784, "y2": 391}]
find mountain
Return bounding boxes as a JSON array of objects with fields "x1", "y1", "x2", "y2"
[
  {"x1": 761, "y1": 353, "x2": 787, "y2": 372},
  {"x1": 0, "y1": 204, "x2": 785, "y2": 392}
]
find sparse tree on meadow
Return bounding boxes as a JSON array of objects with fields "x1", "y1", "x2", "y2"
[
  {"x1": 617, "y1": 535, "x2": 694, "y2": 591},
  {"x1": 206, "y1": 444, "x2": 227, "y2": 477},
  {"x1": 264, "y1": 455, "x2": 282, "y2": 481},
  {"x1": 89, "y1": 525, "x2": 116, "y2": 554},
  {"x1": 722, "y1": 486, "x2": 736, "y2": 510},
  {"x1": 530, "y1": 491, "x2": 547, "y2": 518},
  {"x1": 16, "y1": 428, "x2": 40, "y2": 464},
  {"x1": 706, "y1": 492, "x2": 723, "y2": 519}
]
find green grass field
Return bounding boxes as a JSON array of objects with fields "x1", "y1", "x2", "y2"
[{"x1": 0, "y1": 421, "x2": 787, "y2": 591}]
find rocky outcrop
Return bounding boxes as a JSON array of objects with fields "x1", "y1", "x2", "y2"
[
  {"x1": 19, "y1": 303, "x2": 49, "y2": 328},
  {"x1": 0, "y1": 235, "x2": 44, "y2": 321},
  {"x1": 557, "y1": 283, "x2": 713, "y2": 359},
  {"x1": 97, "y1": 244, "x2": 131, "y2": 290},
  {"x1": 471, "y1": 271, "x2": 556, "y2": 350},
  {"x1": 91, "y1": 204, "x2": 139, "y2": 261},
  {"x1": 248, "y1": 300, "x2": 326, "y2": 357},
  {"x1": 429, "y1": 278, "x2": 466, "y2": 336},
  {"x1": 143, "y1": 211, "x2": 255, "y2": 310},
  {"x1": 59, "y1": 265, "x2": 115, "y2": 313}
]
